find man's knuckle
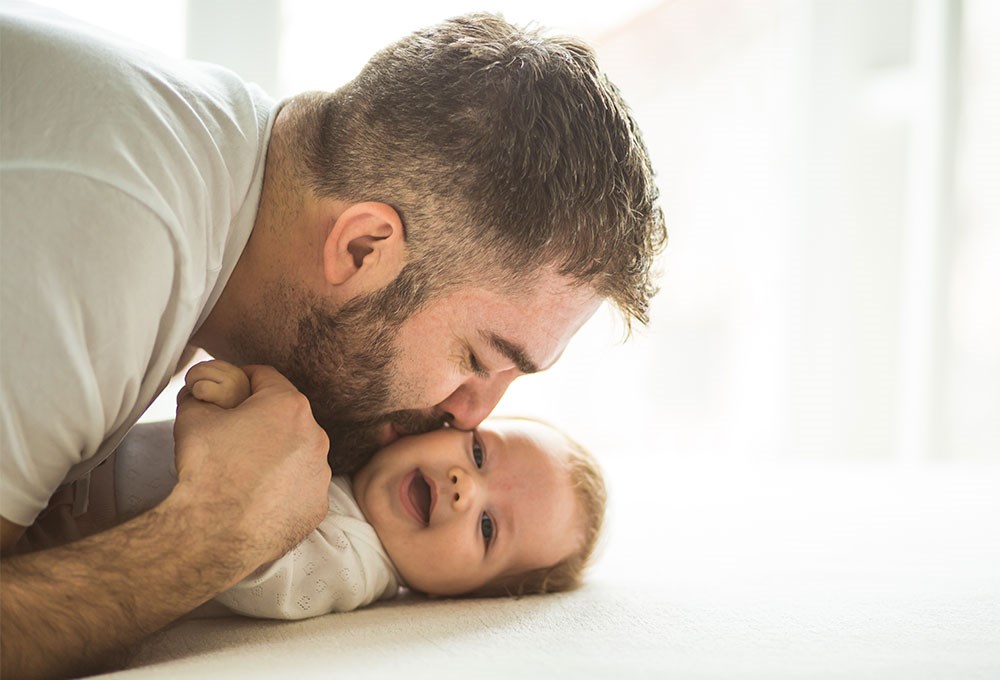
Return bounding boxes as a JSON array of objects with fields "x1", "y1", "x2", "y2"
[
  {"x1": 314, "y1": 428, "x2": 330, "y2": 453},
  {"x1": 284, "y1": 391, "x2": 311, "y2": 413}
]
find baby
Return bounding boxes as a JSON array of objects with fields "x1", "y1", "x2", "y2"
[{"x1": 21, "y1": 360, "x2": 606, "y2": 619}]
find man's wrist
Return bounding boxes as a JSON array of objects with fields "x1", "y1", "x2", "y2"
[{"x1": 159, "y1": 481, "x2": 264, "y2": 587}]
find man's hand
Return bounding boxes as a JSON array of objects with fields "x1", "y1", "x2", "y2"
[
  {"x1": 1, "y1": 365, "x2": 330, "y2": 679},
  {"x1": 172, "y1": 364, "x2": 331, "y2": 567}
]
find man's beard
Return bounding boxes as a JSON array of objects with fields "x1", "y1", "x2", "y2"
[{"x1": 239, "y1": 270, "x2": 446, "y2": 474}]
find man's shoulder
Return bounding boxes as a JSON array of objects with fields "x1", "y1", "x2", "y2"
[{"x1": 1, "y1": 3, "x2": 275, "y2": 232}]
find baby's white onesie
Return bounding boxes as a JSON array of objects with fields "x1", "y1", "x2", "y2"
[{"x1": 215, "y1": 476, "x2": 401, "y2": 619}]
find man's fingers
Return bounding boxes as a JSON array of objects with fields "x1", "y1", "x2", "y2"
[{"x1": 172, "y1": 359, "x2": 331, "y2": 564}]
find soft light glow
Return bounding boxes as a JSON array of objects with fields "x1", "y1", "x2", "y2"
[{"x1": 27, "y1": 0, "x2": 996, "y2": 466}]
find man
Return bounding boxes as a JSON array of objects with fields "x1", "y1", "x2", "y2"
[{"x1": 0, "y1": 4, "x2": 665, "y2": 678}]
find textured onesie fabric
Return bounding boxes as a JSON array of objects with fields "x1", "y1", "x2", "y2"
[{"x1": 215, "y1": 477, "x2": 401, "y2": 619}]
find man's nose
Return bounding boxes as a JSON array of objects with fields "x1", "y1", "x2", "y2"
[
  {"x1": 438, "y1": 372, "x2": 516, "y2": 431},
  {"x1": 448, "y1": 466, "x2": 478, "y2": 512}
]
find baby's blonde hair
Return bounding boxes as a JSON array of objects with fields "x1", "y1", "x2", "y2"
[{"x1": 471, "y1": 418, "x2": 607, "y2": 598}]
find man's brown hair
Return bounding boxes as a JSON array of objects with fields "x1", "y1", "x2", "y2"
[{"x1": 292, "y1": 12, "x2": 666, "y2": 327}]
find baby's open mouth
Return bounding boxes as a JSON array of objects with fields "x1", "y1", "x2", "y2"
[{"x1": 407, "y1": 470, "x2": 432, "y2": 526}]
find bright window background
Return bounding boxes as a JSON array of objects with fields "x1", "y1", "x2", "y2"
[{"x1": 28, "y1": 1, "x2": 997, "y2": 474}]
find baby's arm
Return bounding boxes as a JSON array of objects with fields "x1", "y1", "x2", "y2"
[
  {"x1": 214, "y1": 480, "x2": 400, "y2": 619},
  {"x1": 184, "y1": 360, "x2": 251, "y2": 409}
]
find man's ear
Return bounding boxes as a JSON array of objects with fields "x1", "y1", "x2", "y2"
[{"x1": 322, "y1": 201, "x2": 406, "y2": 295}]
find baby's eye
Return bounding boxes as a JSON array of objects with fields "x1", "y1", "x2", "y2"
[
  {"x1": 472, "y1": 440, "x2": 484, "y2": 468},
  {"x1": 480, "y1": 512, "x2": 494, "y2": 545}
]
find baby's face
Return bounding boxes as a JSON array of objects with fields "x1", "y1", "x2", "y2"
[{"x1": 351, "y1": 420, "x2": 581, "y2": 596}]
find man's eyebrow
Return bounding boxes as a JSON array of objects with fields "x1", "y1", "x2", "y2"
[{"x1": 483, "y1": 332, "x2": 540, "y2": 375}]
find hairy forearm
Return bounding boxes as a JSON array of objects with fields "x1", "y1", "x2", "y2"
[
  {"x1": 1, "y1": 487, "x2": 251, "y2": 680},
  {"x1": 1, "y1": 364, "x2": 331, "y2": 679}
]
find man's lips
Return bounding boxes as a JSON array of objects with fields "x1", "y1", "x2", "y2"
[{"x1": 400, "y1": 469, "x2": 436, "y2": 526}]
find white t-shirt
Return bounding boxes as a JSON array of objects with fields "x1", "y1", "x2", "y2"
[{"x1": 0, "y1": 2, "x2": 276, "y2": 526}]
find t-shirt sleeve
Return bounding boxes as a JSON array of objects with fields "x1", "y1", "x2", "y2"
[
  {"x1": 0, "y1": 169, "x2": 178, "y2": 527},
  {"x1": 214, "y1": 514, "x2": 395, "y2": 620}
]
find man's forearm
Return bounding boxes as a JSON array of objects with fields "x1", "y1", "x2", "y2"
[
  {"x1": 2, "y1": 364, "x2": 332, "y2": 679},
  {"x1": 1, "y1": 487, "x2": 251, "y2": 680}
]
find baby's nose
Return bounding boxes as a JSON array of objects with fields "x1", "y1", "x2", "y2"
[{"x1": 448, "y1": 466, "x2": 478, "y2": 511}]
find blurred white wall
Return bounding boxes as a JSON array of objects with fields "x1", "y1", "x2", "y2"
[{"x1": 29, "y1": 0, "x2": 998, "y2": 466}]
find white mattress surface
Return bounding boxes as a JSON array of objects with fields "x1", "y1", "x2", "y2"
[{"x1": 98, "y1": 460, "x2": 1000, "y2": 679}]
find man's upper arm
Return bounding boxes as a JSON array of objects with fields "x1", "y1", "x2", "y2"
[{"x1": 0, "y1": 168, "x2": 180, "y2": 527}]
